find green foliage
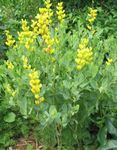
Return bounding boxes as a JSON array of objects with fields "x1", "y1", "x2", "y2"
[{"x1": 0, "y1": 0, "x2": 117, "y2": 149}]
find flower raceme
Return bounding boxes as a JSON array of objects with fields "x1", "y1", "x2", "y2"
[
  {"x1": 21, "y1": 19, "x2": 29, "y2": 31},
  {"x1": 5, "y1": 30, "x2": 15, "y2": 47},
  {"x1": 29, "y1": 70, "x2": 44, "y2": 105},
  {"x1": 75, "y1": 38, "x2": 93, "y2": 70},
  {"x1": 18, "y1": 19, "x2": 36, "y2": 51},
  {"x1": 32, "y1": 0, "x2": 53, "y2": 36},
  {"x1": 31, "y1": 0, "x2": 54, "y2": 53},
  {"x1": 87, "y1": 8, "x2": 97, "y2": 31},
  {"x1": 56, "y1": 2, "x2": 65, "y2": 24},
  {"x1": 88, "y1": 8, "x2": 97, "y2": 24}
]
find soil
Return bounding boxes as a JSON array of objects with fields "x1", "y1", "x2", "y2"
[{"x1": 13, "y1": 136, "x2": 42, "y2": 150}]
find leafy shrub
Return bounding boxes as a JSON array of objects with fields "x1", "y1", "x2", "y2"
[{"x1": 0, "y1": 0, "x2": 117, "y2": 149}]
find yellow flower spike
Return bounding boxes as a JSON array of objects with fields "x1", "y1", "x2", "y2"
[
  {"x1": 87, "y1": 8, "x2": 97, "y2": 25},
  {"x1": 75, "y1": 38, "x2": 93, "y2": 70},
  {"x1": 31, "y1": 0, "x2": 54, "y2": 53},
  {"x1": 29, "y1": 70, "x2": 44, "y2": 104},
  {"x1": 5, "y1": 30, "x2": 15, "y2": 47},
  {"x1": 21, "y1": 19, "x2": 29, "y2": 31},
  {"x1": 18, "y1": 19, "x2": 36, "y2": 51},
  {"x1": 56, "y1": 2, "x2": 65, "y2": 24},
  {"x1": 79, "y1": 38, "x2": 89, "y2": 49}
]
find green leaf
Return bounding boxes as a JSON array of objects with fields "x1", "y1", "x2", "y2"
[
  {"x1": 106, "y1": 119, "x2": 117, "y2": 137},
  {"x1": 97, "y1": 126, "x2": 107, "y2": 146},
  {"x1": 4, "y1": 112, "x2": 16, "y2": 123},
  {"x1": 89, "y1": 64, "x2": 99, "y2": 78},
  {"x1": 99, "y1": 79, "x2": 108, "y2": 93},
  {"x1": 49, "y1": 105, "x2": 57, "y2": 119},
  {"x1": 61, "y1": 114, "x2": 68, "y2": 127},
  {"x1": 18, "y1": 97, "x2": 27, "y2": 117},
  {"x1": 106, "y1": 140, "x2": 117, "y2": 149},
  {"x1": 98, "y1": 140, "x2": 117, "y2": 150}
]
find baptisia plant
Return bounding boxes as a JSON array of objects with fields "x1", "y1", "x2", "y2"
[{"x1": 1, "y1": 1, "x2": 116, "y2": 149}]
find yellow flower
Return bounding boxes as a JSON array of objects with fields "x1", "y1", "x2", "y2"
[
  {"x1": 75, "y1": 38, "x2": 93, "y2": 70},
  {"x1": 29, "y1": 69, "x2": 44, "y2": 104},
  {"x1": 31, "y1": 0, "x2": 54, "y2": 53},
  {"x1": 5, "y1": 30, "x2": 15, "y2": 47},
  {"x1": 21, "y1": 19, "x2": 29, "y2": 31},
  {"x1": 79, "y1": 38, "x2": 89, "y2": 49},
  {"x1": 35, "y1": 97, "x2": 44, "y2": 105},
  {"x1": 5, "y1": 60, "x2": 14, "y2": 70},
  {"x1": 18, "y1": 20, "x2": 35, "y2": 51},
  {"x1": 87, "y1": 8, "x2": 97, "y2": 24},
  {"x1": 56, "y1": 2, "x2": 65, "y2": 24},
  {"x1": 106, "y1": 58, "x2": 113, "y2": 65}
]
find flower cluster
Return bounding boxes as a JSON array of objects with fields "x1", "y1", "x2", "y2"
[
  {"x1": 106, "y1": 58, "x2": 113, "y2": 65},
  {"x1": 5, "y1": 60, "x2": 14, "y2": 70},
  {"x1": 75, "y1": 38, "x2": 93, "y2": 70},
  {"x1": 56, "y1": 2, "x2": 65, "y2": 24},
  {"x1": 22, "y1": 55, "x2": 31, "y2": 69},
  {"x1": 87, "y1": 8, "x2": 97, "y2": 31},
  {"x1": 18, "y1": 20, "x2": 35, "y2": 51},
  {"x1": 31, "y1": 0, "x2": 54, "y2": 53},
  {"x1": 88, "y1": 8, "x2": 97, "y2": 24},
  {"x1": 29, "y1": 70, "x2": 44, "y2": 105},
  {"x1": 5, "y1": 30, "x2": 15, "y2": 47}
]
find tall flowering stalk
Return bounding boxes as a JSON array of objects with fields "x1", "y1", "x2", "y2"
[
  {"x1": 56, "y1": 2, "x2": 65, "y2": 24},
  {"x1": 5, "y1": 30, "x2": 15, "y2": 47},
  {"x1": 87, "y1": 8, "x2": 97, "y2": 31},
  {"x1": 31, "y1": 0, "x2": 54, "y2": 54},
  {"x1": 29, "y1": 69, "x2": 44, "y2": 105},
  {"x1": 18, "y1": 19, "x2": 36, "y2": 51}
]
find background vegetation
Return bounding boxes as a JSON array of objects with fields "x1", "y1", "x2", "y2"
[{"x1": 0, "y1": 0, "x2": 117, "y2": 149}]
